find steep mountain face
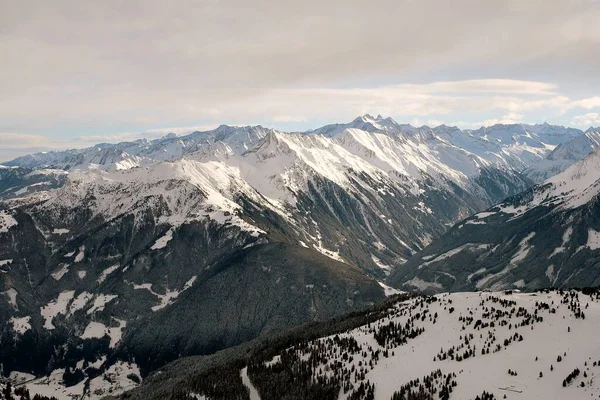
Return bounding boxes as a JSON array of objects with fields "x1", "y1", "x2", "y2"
[
  {"x1": 120, "y1": 243, "x2": 383, "y2": 374},
  {"x1": 0, "y1": 163, "x2": 386, "y2": 398},
  {"x1": 313, "y1": 116, "x2": 584, "y2": 173},
  {"x1": 524, "y1": 129, "x2": 600, "y2": 182},
  {"x1": 388, "y1": 147, "x2": 600, "y2": 293},
  {"x1": 1, "y1": 117, "x2": 546, "y2": 277},
  {"x1": 120, "y1": 289, "x2": 600, "y2": 400}
]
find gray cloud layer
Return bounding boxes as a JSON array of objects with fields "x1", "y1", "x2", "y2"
[{"x1": 0, "y1": 0, "x2": 599, "y2": 145}]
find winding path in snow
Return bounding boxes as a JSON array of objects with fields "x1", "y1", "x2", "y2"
[{"x1": 240, "y1": 367, "x2": 261, "y2": 400}]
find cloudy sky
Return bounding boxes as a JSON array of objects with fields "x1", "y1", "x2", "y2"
[{"x1": 1, "y1": 0, "x2": 599, "y2": 160}]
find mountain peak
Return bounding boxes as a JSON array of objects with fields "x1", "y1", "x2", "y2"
[{"x1": 348, "y1": 114, "x2": 405, "y2": 133}]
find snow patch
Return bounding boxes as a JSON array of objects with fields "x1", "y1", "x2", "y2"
[
  {"x1": 467, "y1": 268, "x2": 487, "y2": 282},
  {"x1": 587, "y1": 229, "x2": 600, "y2": 250},
  {"x1": 0, "y1": 210, "x2": 17, "y2": 233},
  {"x1": 97, "y1": 264, "x2": 120, "y2": 283},
  {"x1": 10, "y1": 316, "x2": 31, "y2": 334},
  {"x1": 81, "y1": 319, "x2": 127, "y2": 348},
  {"x1": 68, "y1": 291, "x2": 93, "y2": 315},
  {"x1": 40, "y1": 290, "x2": 75, "y2": 330},
  {"x1": 513, "y1": 279, "x2": 526, "y2": 288},
  {"x1": 4, "y1": 288, "x2": 18, "y2": 310},
  {"x1": 51, "y1": 263, "x2": 69, "y2": 280},
  {"x1": 74, "y1": 246, "x2": 85, "y2": 262},
  {"x1": 510, "y1": 232, "x2": 536, "y2": 264},
  {"x1": 378, "y1": 281, "x2": 402, "y2": 296},
  {"x1": 474, "y1": 211, "x2": 496, "y2": 219},
  {"x1": 21, "y1": 360, "x2": 140, "y2": 400},
  {"x1": 465, "y1": 219, "x2": 486, "y2": 225},
  {"x1": 8, "y1": 371, "x2": 36, "y2": 384},
  {"x1": 87, "y1": 294, "x2": 118, "y2": 314},
  {"x1": 404, "y1": 277, "x2": 443, "y2": 291},
  {"x1": 265, "y1": 355, "x2": 282, "y2": 367},
  {"x1": 418, "y1": 243, "x2": 490, "y2": 269},
  {"x1": 545, "y1": 264, "x2": 555, "y2": 281},
  {"x1": 151, "y1": 229, "x2": 173, "y2": 250},
  {"x1": 550, "y1": 226, "x2": 573, "y2": 257},
  {"x1": 130, "y1": 276, "x2": 197, "y2": 311},
  {"x1": 313, "y1": 243, "x2": 343, "y2": 262},
  {"x1": 371, "y1": 255, "x2": 393, "y2": 275}
]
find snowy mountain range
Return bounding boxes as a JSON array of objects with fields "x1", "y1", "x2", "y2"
[
  {"x1": 4, "y1": 115, "x2": 562, "y2": 277},
  {"x1": 389, "y1": 145, "x2": 600, "y2": 292},
  {"x1": 1, "y1": 115, "x2": 599, "y2": 399}
]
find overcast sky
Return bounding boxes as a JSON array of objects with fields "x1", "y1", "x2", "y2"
[{"x1": 1, "y1": 0, "x2": 600, "y2": 160}]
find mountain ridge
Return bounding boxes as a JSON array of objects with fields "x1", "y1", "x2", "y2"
[{"x1": 388, "y1": 146, "x2": 600, "y2": 292}]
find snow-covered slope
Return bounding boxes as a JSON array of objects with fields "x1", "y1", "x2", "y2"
[
  {"x1": 312, "y1": 116, "x2": 583, "y2": 174},
  {"x1": 433, "y1": 122, "x2": 578, "y2": 171},
  {"x1": 35, "y1": 158, "x2": 268, "y2": 235},
  {"x1": 389, "y1": 147, "x2": 600, "y2": 292},
  {"x1": 524, "y1": 129, "x2": 600, "y2": 182},
  {"x1": 124, "y1": 289, "x2": 600, "y2": 400}
]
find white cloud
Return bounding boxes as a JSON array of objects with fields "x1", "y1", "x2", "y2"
[
  {"x1": 573, "y1": 97, "x2": 600, "y2": 110},
  {"x1": 0, "y1": 0, "x2": 599, "y2": 136},
  {"x1": 571, "y1": 112, "x2": 600, "y2": 127},
  {"x1": 6, "y1": 79, "x2": 596, "y2": 134},
  {"x1": 0, "y1": 133, "x2": 58, "y2": 150},
  {"x1": 398, "y1": 80, "x2": 558, "y2": 95},
  {"x1": 0, "y1": 132, "x2": 86, "y2": 162},
  {"x1": 272, "y1": 115, "x2": 308, "y2": 123}
]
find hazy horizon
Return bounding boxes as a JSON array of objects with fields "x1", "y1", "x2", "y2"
[{"x1": 1, "y1": 0, "x2": 599, "y2": 160}]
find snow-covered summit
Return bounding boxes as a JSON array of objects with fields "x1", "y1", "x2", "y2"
[{"x1": 3, "y1": 118, "x2": 587, "y2": 178}]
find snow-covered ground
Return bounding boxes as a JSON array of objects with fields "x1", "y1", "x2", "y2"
[
  {"x1": 238, "y1": 289, "x2": 600, "y2": 400},
  {"x1": 11, "y1": 360, "x2": 141, "y2": 400},
  {"x1": 0, "y1": 210, "x2": 17, "y2": 232},
  {"x1": 128, "y1": 275, "x2": 197, "y2": 311}
]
